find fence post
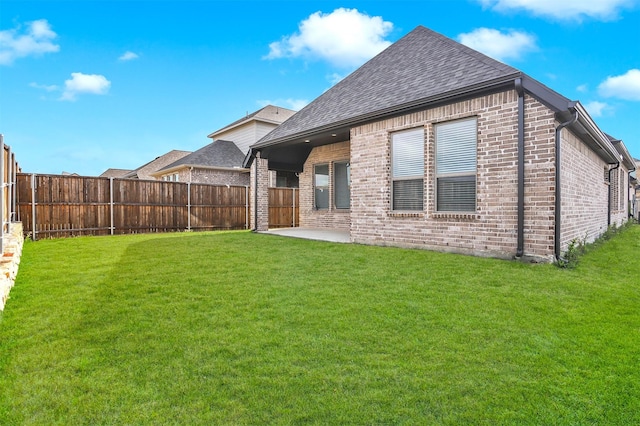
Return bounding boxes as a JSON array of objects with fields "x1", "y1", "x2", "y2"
[
  {"x1": 245, "y1": 186, "x2": 249, "y2": 229},
  {"x1": 31, "y1": 173, "x2": 37, "y2": 241},
  {"x1": 7, "y1": 147, "x2": 12, "y2": 231},
  {"x1": 11, "y1": 152, "x2": 16, "y2": 222},
  {"x1": 0, "y1": 135, "x2": 4, "y2": 253},
  {"x1": 292, "y1": 188, "x2": 296, "y2": 227},
  {"x1": 187, "y1": 182, "x2": 191, "y2": 231},
  {"x1": 109, "y1": 177, "x2": 114, "y2": 235}
]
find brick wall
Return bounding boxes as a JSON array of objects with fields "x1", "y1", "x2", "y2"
[
  {"x1": 560, "y1": 128, "x2": 609, "y2": 249},
  {"x1": 348, "y1": 90, "x2": 558, "y2": 260},
  {"x1": 298, "y1": 141, "x2": 351, "y2": 230},
  {"x1": 162, "y1": 168, "x2": 249, "y2": 186},
  {"x1": 189, "y1": 168, "x2": 250, "y2": 186},
  {"x1": 250, "y1": 156, "x2": 269, "y2": 231},
  {"x1": 610, "y1": 164, "x2": 631, "y2": 227}
]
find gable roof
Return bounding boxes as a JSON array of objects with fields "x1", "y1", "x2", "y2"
[
  {"x1": 207, "y1": 105, "x2": 296, "y2": 139},
  {"x1": 99, "y1": 168, "x2": 134, "y2": 178},
  {"x1": 154, "y1": 140, "x2": 247, "y2": 174},
  {"x1": 256, "y1": 26, "x2": 520, "y2": 148},
  {"x1": 245, "y1": 25, "x2": 625, "y2": 172},
  {"x1": 124, "y1": 150, "x2": 192, "y2": 180}
]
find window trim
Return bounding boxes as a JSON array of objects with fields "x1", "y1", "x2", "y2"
[
  {"x1": 391, "y1": 127, "x2": 425, "y2": 212},
  {"x1": 333, "y1": 160, "x2": 351, "y2": 210},
  {"x1": 435, "y1": 117, "x2": 478, "y2": 213},
  {"x1": 314, "y1": 163, "x2": 330, "y2": 210}
]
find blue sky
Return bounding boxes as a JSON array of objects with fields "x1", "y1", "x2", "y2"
[{"x1": 1, "y1": 0, "x2": 639, "y2": 176}]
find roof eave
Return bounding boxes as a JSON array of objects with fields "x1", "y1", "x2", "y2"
[
  {"x1": 151, "y1": 164, "x2": 249, "y2": 176},
  {"x1": 569, "y1": 102, "x2": 621, "y2": 165},
  {"x1": 252, "y1": 73, "x2": 522, "y2": 150}
]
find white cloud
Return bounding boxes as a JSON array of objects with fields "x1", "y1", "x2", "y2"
[
  {"x1": 29, "y1": 82, "x2": 59, "y2": 92},
  {"x1": 265, "y1": 8, "x2": 393, "y2": 68},
  {"x1": 61, "y1": 72, "x2": 111, "y2": 101},
  {"x1": 477, "y1": 0, "x2": 635, "y2": 21},
  {"x1": 257, "y1": 98, "x2": 309, "y2": 111},
  {"x1": 583, "y1": 101, "x2": 610, "y2": 117},
  {"x1": 576, "y1": 84, "x2": 589, "y2": 93},
  {"x1": 118, "y1": 51, "x2": 139, "y2": 61},
  {"x1": 457, "y1": 28, "x2": 537, "y2": 62},
  {"x1": 0, "y1": 19, "x2": 60, "y2": 65},
  {"x1": 598, "y1": 69, "x2": 640, "y2": 101}
]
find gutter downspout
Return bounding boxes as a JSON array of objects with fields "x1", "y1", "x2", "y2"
[
  {"x1": 607, "y1": 162, "x2": 620, "y2": 226},
  {"x1": 554, "y1": 107, "x2": 578, "y2": 262},
  {"x1": 515, "y1": 78, "x2": 525, "y2": 258},
  {"x1": 629, "y1": 171, "x2": 634, "y2": 218},
  {"x1": 253, "y1": 152, "x2": 259, "y2": 232}
]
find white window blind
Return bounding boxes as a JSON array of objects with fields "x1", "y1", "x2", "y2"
[
  {"x1": 393, "y1": 129, "x2": 424, "y2": 178},
  {"x1": 436, "y1": 118, "x2": 477, "y2": 212},
  {"x1": 392, "y1": 128, "x2": 424, "y2": 211}
]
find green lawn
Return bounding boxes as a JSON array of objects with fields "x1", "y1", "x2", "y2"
[{"x1": 1, "y1": 227, "x2": 639, "y2": 425}]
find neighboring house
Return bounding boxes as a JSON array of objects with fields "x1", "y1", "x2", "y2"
[
  {"x1": 245, "y1": 25, "x2": 636, "y2": 262},
  {"x1": 151, "y1": 139, "x2": 249, "y2": 185},
  {"x1": 122, "y1": 150, "x2": 192, "y2": 180},
  {"x1": 99, "y1": 168, "x2": 133, "y2": 178},
  {"x1": 209, "y1": 105, "x2": 297, "y2": 187}
]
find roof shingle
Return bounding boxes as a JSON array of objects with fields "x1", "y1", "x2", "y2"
[{"x1": 257, "y1": 25, "x2": 520, "y2": 146}]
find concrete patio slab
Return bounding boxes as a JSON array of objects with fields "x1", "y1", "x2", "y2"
[{"x1": 262, "y1": 227, "x2": 351, "y2": 243}]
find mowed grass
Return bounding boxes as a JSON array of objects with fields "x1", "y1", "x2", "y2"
[{"x1": 1, "y1": 227, "x2": 639, "y2": 425}]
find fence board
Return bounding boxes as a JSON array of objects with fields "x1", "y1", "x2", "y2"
[
  {"x1": 17, "y1": 174, "x2": 250, "y2": 239},
  {"x1": 269, "y1": 187, "x2": 298, "y2": 228}
]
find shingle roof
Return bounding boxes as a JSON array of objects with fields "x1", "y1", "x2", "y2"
[
  {"x1": 256, "y1": 25, "x2": 520, "y2": 146},
  {"x1": 157, "y1": 140, "x2": 246, "y2": 172},
  {"x1": 123, "y1": 150, "x2": 192, "y2": 180},
  {"x1": 99, "y1": 168, "x2": 133, "y2": 178},
  {"x1": 208, "y1": 105, "x2": 296, "y2": 138}
]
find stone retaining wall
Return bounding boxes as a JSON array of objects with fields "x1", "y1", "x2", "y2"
[{"x1": 0, "y1": 222, "x2": 24, "y2": 311}]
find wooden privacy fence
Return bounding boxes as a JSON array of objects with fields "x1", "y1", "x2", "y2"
[
  {"x1": 16, "y1": 174, "x2": 250, "y2": 239},
  {"x1": 269, "y1": 187, "x2": 299, "y2": 228},
  {"x1": 0, "y1": 135, "x2": 20, "y2": 252}
]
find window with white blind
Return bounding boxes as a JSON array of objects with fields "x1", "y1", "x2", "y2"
[
  {"x1": 391, "y1": 128, "x2": 424, "y2": 211},
  {"x1": 334, "y1": 161, "x2": 350, "y2": 209},
  {"x1": 314, "y1": 164, "x2": 329, "y2": 210},
  {"x1": 435, "y1": 118, "x2": 477, "y2": 212}
]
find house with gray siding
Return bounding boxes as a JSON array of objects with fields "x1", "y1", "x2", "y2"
[{"x1": 245, "y1": 25, "x2": 635, "y2": 262}]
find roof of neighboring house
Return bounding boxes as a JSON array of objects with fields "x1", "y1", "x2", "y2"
[
  {"x1": 123, "y1": 150, "x2": 192, "y2": 180},
  {"x1": 99, "y1": 168, "x2": 133, "y2": 178},
  {"x1": 153, "y1": 140, "x2": 247, "y2": 175},
  {"x1": 207, "y1": 105, "x2": 296, "y2": 139},
  {"x1": 246, "y1": 25, "x2": 623, "y2": 172}
]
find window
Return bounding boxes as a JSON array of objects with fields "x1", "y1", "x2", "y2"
[
  {"x1": 435, "y1": 118, "x2": 477, "y2": 212},
  {"x1": 314, "y1": 164, "x2": 329, "y2": 209},
  {"x1": 391, "y1": 128, "x2": 424, "y2": 210},
  {"x1": 334, "y1": 161, "x2": 350, "y2": 209},
  {"x1": 620, "y1": 170, "x2": 626, "y2": 211},
  {"x1": 276, "y1": 170, "x2": 299, "y2": 188}
]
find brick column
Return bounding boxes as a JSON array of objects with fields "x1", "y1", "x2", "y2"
[{"x1": 250, "y1": 153, "x2": 269, "y2": 231}]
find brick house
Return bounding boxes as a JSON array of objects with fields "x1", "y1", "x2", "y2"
[
  {"x1": 245, "y1": 26, "x2": 635, "y2": 262},
  {"x1": 151, "y1": 140, "x2": 249, "y2": 185},
  {"x1": 151, "y1": 105, "x2": 297, "y2": 186}
]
